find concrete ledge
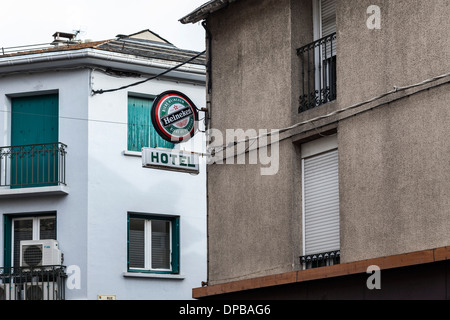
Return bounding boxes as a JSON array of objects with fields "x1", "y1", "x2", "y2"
[
  {"x1": 123, "y1": 150, "x2": 142, "y2": 157},
  {"x1": 0, "y1": 185, "x2": 69, "y2": 199},
  {"x1": 193, "y1": 246, "x2": 450, "y2": 299}
]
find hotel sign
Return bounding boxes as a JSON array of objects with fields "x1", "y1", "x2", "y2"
[
  {"x1": 142, "y1": 148, "x2": 199, "y2": 174},
  {"x1": 151, "y1": 91, "x2": 198, "y2": 144}
]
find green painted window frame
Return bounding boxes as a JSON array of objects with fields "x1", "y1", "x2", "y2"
[
  {"x1": 127, "y1": 213, "x2": 180, "y2": 275},
  {"x1": 3, "y1": 213, "x2": 57, "y2": 268},
  {"x1": 127, "y1": 96, "x2": 175, "y2": 152}
]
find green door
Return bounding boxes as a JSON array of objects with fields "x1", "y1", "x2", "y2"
[{"x1": 11, "y1": 94, "x2": 59, "y2": 188}]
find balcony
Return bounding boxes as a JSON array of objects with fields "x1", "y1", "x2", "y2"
[
  {"x1": 297, "y1": 33, "x2": 337, "y2": 113},
  {"x1": 0, "y1": 142, "x2": 68, "y2": 198},
  {"x1": 300, "y1": 250, "x2": 340, "y2": 270},
  {"x1": 0, "y1": 266, "x2": 67, "y2": 300}
]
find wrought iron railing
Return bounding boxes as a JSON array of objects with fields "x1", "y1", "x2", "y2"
[
  {"x1": 297, "y1": 33, "x2": 337, "y2": 113},
  {"x1": 0, "y1": 142, "x2": 67, "y2": 188},
  {"x1": 300, "y1": 250, "x2": 340, "y2": 270},
  {"x1": 0, "y1": 266, "x2": 66, "y2": 300}
]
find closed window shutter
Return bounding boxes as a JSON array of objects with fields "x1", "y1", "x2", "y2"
[
  {"x1": 303, "y1": 149, "x2": 340, "y2": 255},
  {"x1": 127, "y1": 97, "x2": 175, "y2": 151},
  {"x1": 321, "y1": 0, "x2": 336, "y2": 38},
  {"x1": 129, "y1": 218, "x2": 145, "y2": 269},
  {"x1": 128, "y1": 97, "x2": 150, "y2": 152},
  {"x1": 320, "y1": 0, "x2": 336, "y2": 60},
  {"x1": 151, "y1": 220, "x2": 171, "y2": 270}
]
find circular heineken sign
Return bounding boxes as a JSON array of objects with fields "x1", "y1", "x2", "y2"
[{"x1": 151, "y1": 91, "x2": 199, "y2": 143}]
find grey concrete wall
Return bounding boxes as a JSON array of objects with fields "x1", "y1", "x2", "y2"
[
  {"x1": 338, "y1": 0, "x2": 450, "y2": 107},
  {"x1": 205, "y1": 0, "x2": 450, "y2": 285},
  {"x1": 206, "y1": 0, "x2": 313, "y2": 285},
  {"x1": 336, "y1": 0, "x2": 450, "y2": 262},
  {"x1": 339, "y1": 85, "x2": 450, "y2": 263},
  {"x1": 209, "y1": 0, "x2": 291, "y2": 131}
]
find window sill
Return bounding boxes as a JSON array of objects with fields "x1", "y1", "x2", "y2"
[
  {"x1": 123, "y1": 150, "x2": 142, "y2": 157},
  {"x1": 123, "y1": 272, "x2": 185, "y2": 280}
]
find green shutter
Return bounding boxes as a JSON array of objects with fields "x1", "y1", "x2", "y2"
[
  {"x1": 11, "y1": 94, "x2": 59, "y2": 188},
  {"x1": 127, "y1": 96, "x2": 174, "y2": 151},
  {"x1": 128, "y1": 97, "x2": 150, "y2": 152},
  {"x1": 11, "y1": 94, "x2": 59, "y2": 146},
  {"x1": 3, "y1": 215, "x2": 12, "y2": 269}
]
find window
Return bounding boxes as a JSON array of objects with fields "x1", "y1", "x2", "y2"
[
  {"x1": 298, "y1": 0, "x2": 337, "y2": 112},
  {"x1": 127, "y1": 214, "x2": 180, "y2": 274},
  {"x1": 301, "y1": 135, "x2": 340, "y2": 268},
  {"x1": 316, "y1": 0, "x2": 337, "y2": 101},
  {"x1": 127, "y1": 96, "x2": 175, "y2": 152},
  {"x1": 4, "y1": 214, "x2": 57, "y2": 267}
]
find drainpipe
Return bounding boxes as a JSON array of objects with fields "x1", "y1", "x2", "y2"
[
  {"x1": 202, "y1": 19, "x2": 212, "y2": 288},
  {"x1": 202, "y1": 20, "x2": 212, "y2": 131}
]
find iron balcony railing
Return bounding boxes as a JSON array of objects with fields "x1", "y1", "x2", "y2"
[
  {"x1": 0, "y1": 266, "x2": 67, "y2": 300},
  {"x1": 300, "y1": 250, "x2": 340, "y2": 270},
  {"x1": 0, "y1": 42, "x2": 72, "y2": 56},
  {"x1": 297, "y1": 33, "x2": 337, "y2": 113},
  {"x1": 0, "y1": 142, "x2": 67, "y2": 189}
]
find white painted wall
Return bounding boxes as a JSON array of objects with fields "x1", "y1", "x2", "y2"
[
  {"x1": 0, "y1": 65, "x2": 207, "y2": 300},
  {"x1": 86, "y1": 70, "x2": 207, "y2": 300},
  {"x1": 0, "y1": 69, "x2": 91, "y2": 299}
]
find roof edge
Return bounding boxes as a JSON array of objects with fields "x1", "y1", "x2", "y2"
[
  {"x1": 0, "y1": 48, "x2": 206, "y2": 81},
  {"x1": 179, "y1": 0, "x2": 239, "y2": 24}
]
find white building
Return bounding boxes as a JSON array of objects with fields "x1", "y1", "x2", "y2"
[{"x1": 0, "y1": 30, "x2": 207, "y2": 300}]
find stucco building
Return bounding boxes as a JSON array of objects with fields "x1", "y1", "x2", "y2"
[
  {"x1": 181, "y1": 0, "x2": 450, "y2": 299},
  {"x1": 0, "y1": 30, "x2": 207, "y2": 300}
]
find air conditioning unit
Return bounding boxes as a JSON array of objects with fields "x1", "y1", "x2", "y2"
[
  {"x1": 0, "y1": 283, "x2": 17, "y2": 300},
  {"x1": 24, "y1": 282, "x2": 59, "y2": 300},
  {"x1": 20, "y1": 240, "x2": 62, "y2": 268}
]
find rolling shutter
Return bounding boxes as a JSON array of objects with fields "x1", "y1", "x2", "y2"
[
  {"x1": 303, "y1": 149, "x2": 340, "y2": 255},
  {"x1": 320, "y1": 0, "x2": 336, "y2": 62},
  {"x1": 321, "y1": 0, "x2": 336, "y2": 38},
  {"x1": 151, "y1": 220, "x2": 171, "y2": 270},
  {"x1": 129, "y1": 218, "x2": 145, "y2": 269}
]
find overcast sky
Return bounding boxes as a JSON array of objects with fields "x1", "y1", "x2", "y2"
[{"x1": 0, "y1": 0, "x2": 207, "y2": 52}]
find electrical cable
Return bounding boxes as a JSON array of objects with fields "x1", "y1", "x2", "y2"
[
  {"x1": 1, "y1": 70, "x2": 450, "y2": 158},
  {"x1": 91, "y1": 50, "x2": 206, "y2": 95},
  {"x1": 208, "y1": 71, "x2": 450, "y2": 155},
  {"x1": 1, "y1": 71, "x2": 449, "y2": 132}
]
